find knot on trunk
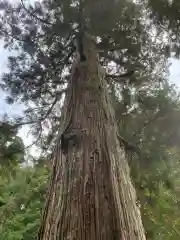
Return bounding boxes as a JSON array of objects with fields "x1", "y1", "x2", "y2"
[{"x1": 61, "y1": 128, "x2": 88, "y2": 154}]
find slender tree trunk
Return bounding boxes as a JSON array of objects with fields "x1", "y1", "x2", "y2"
[{"x1": 38, "y1": 35, "x2": 146, "y2": 240}]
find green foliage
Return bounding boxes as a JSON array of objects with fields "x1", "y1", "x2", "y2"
[
  {"x1": 140, "y1": 157, "x2": 180, "y2": 239},
  {"x1": 0, "y1": 121, "x2": 24, "y2": 173},
  {"x1": 0, "y1": 164, "x2": 49, "y2": 240},
  {"x1": 115, "y1": 82, "x2": 180, "y2": 239},
  {"x1": 0, "y1": 0, "x2": 165, "y2": 153},
  {"x1": 142, "y1": 0, "x2": 180, "y2": 57}
]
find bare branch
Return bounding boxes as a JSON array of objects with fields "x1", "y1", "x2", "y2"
[
  {"x1": 106, "y1": 70, "x2": 134, "y2": 84},
  {"x1": 118, "y1": 135, "x2": 141, "y2": 156},
  {"x1": 42, "y1": 97, "x2": 58, "y2": 120},
  {"x1": 22, "y1": 124, "x2": 42, "y2": 150},
  {"x1": 11, "y1": 120, "x2": 39, "y2": 129},
  {"x1": 106, "y1": 70, "x2": 134, "y2": 79},
  {"x1": 42, "y1": 89, "x2": 66, "y2": 118}
]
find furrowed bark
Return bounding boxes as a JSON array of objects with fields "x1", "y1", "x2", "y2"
[{"x1": 38, "y1": 34, "x2": 146, "y2": 240}]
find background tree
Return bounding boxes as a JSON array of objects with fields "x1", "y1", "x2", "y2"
[
  {"x1": 0, "y1": 119, "x2": 24, "y2": 176},
  {"x1": 0, "y1": 161, "x2": 48, "y2": 240},
  {"x1": 116, "y1": 82, "x2": 180, "y2": 239}
]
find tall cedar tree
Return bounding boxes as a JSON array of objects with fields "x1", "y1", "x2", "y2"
[{"x1": 0, "y1": 0, "x2": 168, "y2": 239}]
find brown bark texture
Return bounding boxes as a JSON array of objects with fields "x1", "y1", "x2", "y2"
[{"x1": 38, "y1": 35, "x2": 146, "y2": 240}]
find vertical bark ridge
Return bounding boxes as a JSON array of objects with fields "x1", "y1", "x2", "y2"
[{"x1": 38, "y1": 34, "x2": 146, "y2": 240}]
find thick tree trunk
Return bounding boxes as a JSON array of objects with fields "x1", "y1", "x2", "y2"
[{"x1": 38, "y1": 35, "x2": 146, "y2": 240}]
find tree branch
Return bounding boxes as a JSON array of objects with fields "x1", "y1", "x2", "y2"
[
  {"x1": 118, "y1": 135, "x2": 141, "y2": 155},
  {"x1": 42, "y1": 97, "x2": 58, "y2": 120},
  {"x1": 106, "y1": 71, "x2": 134, "y2": 84},
  {"x1": 21, "y1": 0, "x2": 52, "y2": 25},
  {"x1": 10, "y1": 120, "x2": 39, "y2": 129},
  {"x1": 8, "y1": 89, "x2": 66, "y2": 130},
  {"x1": 22, "y1": 124, "x2": 43, "y2": 150},
  {"x1": 106, "y1": 70, "x2": 134, "y2": 79},
  {"x1": 0, "y1": 28, "x2": 26, "y2": 44},
  {"x1": 1, "y1": 27, "x2": 44, "y2": 58}
]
